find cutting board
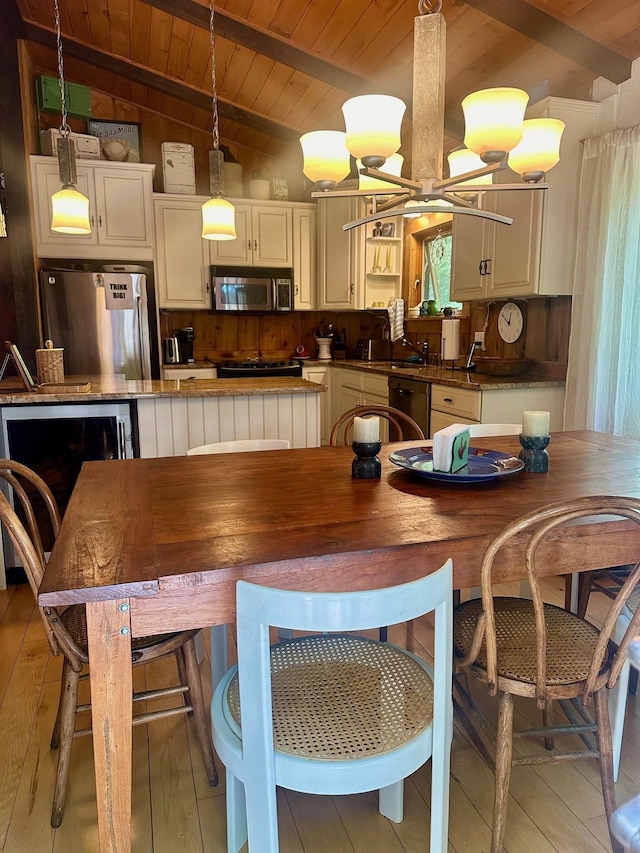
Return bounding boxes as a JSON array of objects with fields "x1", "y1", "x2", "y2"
[{"x1": 36, "y1": 381, "x2": 91, "y2": 393}]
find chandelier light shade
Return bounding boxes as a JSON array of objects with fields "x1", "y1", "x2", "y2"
[
  {"x1": 403, "y1": 199, "x2": 423, "y2": 218},
  {"x1": 357, "y1": 154, "x2": 404, "y2": 191},
  {"x1": 462, "y1": 87, "x2": 529, "y2": 163},
  {"x1": 300, "y1": 131, "x2": 351, "y2": 189},
  {"x1": 51, "y1": 0, "x2": 91, "y2": 234},
  {"x1": 202, "y1": 0, "x2": 237, "y2": 240},
  {"x1": 447, "y1": 148, "x2": 494, "y2": 187},
  {"x1": 202, "y1": 196, "x2": 237, "y2": 240},
  {"x1": 51, "y1": 186, "x2": 91, "y2": 233},
  {"x1": 342, "y1": 95, "x2": 406, "y2": 167},
  {"x1": 507, "y1": 118, "x2": 566, "y2": 182}
]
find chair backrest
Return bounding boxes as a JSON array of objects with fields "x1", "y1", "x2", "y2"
[
  {"x1": 0, "y1": 460, "x2": 85, "y2": 666},
  {"x1": 329, "y1": 404, "x2": 426, "y2": 446},
  {"x1": 459, "y1": 496, "x2": 640, "y2": 707},
  {"x1": 467, "y1": 423, "x2": 522, "y2": 437},
  {"x1": 187, "y1": 439, "x2": 290, "y2": 455},
  {"x1": 233, "y1": 558, "x2": 453, "y2": 801}
]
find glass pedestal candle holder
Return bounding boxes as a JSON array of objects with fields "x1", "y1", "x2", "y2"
[
  {"x1": 352, "y1": 440, "x2": 382, "y2": 479},
  {"x1": 519, "y1": 434, "x2": 550, "y2": 473}
]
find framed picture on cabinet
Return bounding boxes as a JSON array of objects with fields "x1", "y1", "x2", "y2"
[
  {"x1": 87, "y1": 119, "x2": 142, "y2": 163},
  {"x1": 271, "y1": 177, "x2": 289, "y2": 200}
]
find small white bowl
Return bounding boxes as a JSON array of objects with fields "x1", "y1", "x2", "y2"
[{"x1": 407, "y1": 306, "x2": 420, "y2": 319}]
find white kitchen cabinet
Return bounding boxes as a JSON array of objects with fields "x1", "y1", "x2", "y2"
[
  {"x1": 317, "y1": 196, "x2": 403, "y2": 310},
  {"x1": 30, "y1": 155, "x2": 155, "y2": 260},
  {"x1": 429, "y1": 382, "x2": 565, "y2": 437},
  {"x1": 154, "y1": 195, "x2": 211, "y2": 309},
  {"x1": 209, "y1": 200, "x2": 292, "y2": 267},
  {"x1": 293, "y1": 204, "x2": 317, "y2": 309},
  {"x1": 302, "y1": 364, "x2": 329, "y2": 444},
  {"x1": 451, "y1": 98, "x2": 599, "y2": 300},
  {"x1": 161, "y1": 367, "x2": 217, "y2": 380},
  {"x1": 317, "y1": 196, "x2": 365, "y2": 310},
  {"x1": 334, "y1": 367, "x2": 390, "y2": 440}
]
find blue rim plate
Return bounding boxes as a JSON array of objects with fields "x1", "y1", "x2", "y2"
[{"x1": 389, "y1": 446, "x2": 525, "y2": 483}]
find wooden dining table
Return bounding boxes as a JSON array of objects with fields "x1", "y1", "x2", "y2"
[{"x1": 40, "y1": 429, "x2": 640, "y2": 852}]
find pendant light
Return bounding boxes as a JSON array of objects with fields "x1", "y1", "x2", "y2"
[
  {"x1": 202, "y1": 0, "x2": 237, "y2": 240},
  {"x1": 50, "y1": 0, "x2": 91, "y2": 234}
]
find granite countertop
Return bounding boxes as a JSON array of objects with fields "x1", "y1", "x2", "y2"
[
  {"x1": 0, "y1": 375, "x2": 323, "y2": 405},
  {"x1": 330, "y1": 360, "x2": 565, "y2": 391}
]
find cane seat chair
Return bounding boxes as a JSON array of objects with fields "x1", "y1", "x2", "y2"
[
  {"x1": 452, "y1": 496, "x2": 640, "y2": 853},
  {"x1": 212, "y1": 560, "x2": 454, "y2": 853},
  {"x1": 329, "y1": 404, "x2": 426, "y2": 446},
  {"x1": 0, "y1": 459, "x2": 217, "y2": 828}
]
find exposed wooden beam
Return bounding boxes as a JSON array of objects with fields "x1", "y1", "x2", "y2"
[
  {"x1": 141, "y1": 0, "x2": 406, "y2": 100},
  {"x1": 22, "y1": 20, "x2": 301, "y2": 143},
  {"x1": 464, "y1": 0, "x2": 632, "y2": 85}
]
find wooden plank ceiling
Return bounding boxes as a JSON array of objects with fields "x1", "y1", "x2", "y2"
[{"x1": 13, "y1": 0, "x2": 640, "y2": 175}]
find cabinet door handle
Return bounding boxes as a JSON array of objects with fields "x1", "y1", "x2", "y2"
[
  {"x1": 399, "y1": 388, "x2": 412, "y2": 396},
  {"x1": 443, "y1": 397, "x2": 453, "y2": 403},
  {"x1": 90, "y1": 214, "x2": 95, "y2": 228},
  {"x1": 206, "y1": 281, "x2": 209, "y2": 293},
  {"x1": 247, "y1": 240, "x2": 252, "y2": 251},
  {"x1": 350, "y1": 283, "x2": 355, "y2": 295},
  {"x1": 295, "y1": 284, "x2": 299, "y2": 295},
  {"x1": 98, "y1": 215, "x2": 103, "y2": 227},
  {"x1": 253, "y1": 240, "x2": 258, "y2": 250}
]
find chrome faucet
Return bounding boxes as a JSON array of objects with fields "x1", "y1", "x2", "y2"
[{"x1": 401, "y1": 338, "x2": 429, "y2": 364}]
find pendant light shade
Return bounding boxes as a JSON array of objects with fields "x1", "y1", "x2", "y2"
[
  {"x1": 403, "y1": 199, "x2": 423, "y2": 219},
  {"x1": 51, "y1": 186, "x2": 91, "y2": 234},
  {"x1": 507, "y1": 118, "x2": 566, "y2": 183},
  {"x1": 51, "y1": 0, "x2": 91, "y2": 234},
  {"x1": 342, "y1": 95, "x2": 406, "y2": 167},
  {"x1": 201, "y1": 0, "x2": 237, "y2": 240},
  {"x1": 462, "y1": 87, "x2": 529, "y2": 163},
  {"x1": 202, "y1": 196, "x2": 237, "y2": 240},
  {"x1": 300, "y1": 130, "x2": 350, "y2": 190},
  {"x1": 447, "y1": 147, "x2": 493, "y2": 187},
  {"x1": 357, "y1": 153, "x2": 404, "y2": 192}
]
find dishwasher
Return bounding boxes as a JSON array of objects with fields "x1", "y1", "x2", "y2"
[{"x1": 388, "y1": 376, "x2": 430, "y2": 438}]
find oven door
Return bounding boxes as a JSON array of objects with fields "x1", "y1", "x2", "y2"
[{"x1": 212, "y1": 275, "x2": 273, "y2": 311}]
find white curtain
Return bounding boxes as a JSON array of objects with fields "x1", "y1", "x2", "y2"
[{"x1": 565, "y1": 125, "x2": 640, "y2": 436}]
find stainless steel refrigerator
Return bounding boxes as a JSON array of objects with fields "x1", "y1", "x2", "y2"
[{"x1": 39, "y1": 263, "x2": 159, "y2": 380}]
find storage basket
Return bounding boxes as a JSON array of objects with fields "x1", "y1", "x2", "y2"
[{"x1": 36, "y1": 341, "x2": 64, "y2": 385}]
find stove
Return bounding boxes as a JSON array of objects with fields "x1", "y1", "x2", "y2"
[{"x1": 216, "y1": 359, "x2": 303, "y2": 378}]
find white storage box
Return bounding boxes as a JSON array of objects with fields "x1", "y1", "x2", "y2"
[
  {"x1": 40, "y1": 128, "x2": 101, "y2": 160},
  {"x1": 161, "y1": 142, "x2": 196, "y2": 194}
]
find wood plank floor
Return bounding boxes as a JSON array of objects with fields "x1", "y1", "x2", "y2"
[{"x1": 0, "y1": 576, "x2": 638, "y2": 852}]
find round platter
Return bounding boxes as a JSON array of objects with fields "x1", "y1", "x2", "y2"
[{"x1": 389, "y1": 446, "x2": 524, "y2": 483}]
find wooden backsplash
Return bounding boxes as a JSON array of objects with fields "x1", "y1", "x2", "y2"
[{"x1": 160, "y1": 295, "x2": 570, "y2": 377}]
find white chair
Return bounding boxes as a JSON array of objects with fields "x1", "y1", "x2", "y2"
[
  {"x1": 212, "y1": 561, "x2": 454, "y2": 853},
  {"x1": 187, "y1": 439, "x2": 290, "y2": 455},
  {"x1": 467, "y1": 423, "x2": 522, "y2": 437}
]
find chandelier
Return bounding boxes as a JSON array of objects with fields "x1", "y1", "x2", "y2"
[
  {"x1": 300, "y1": 0, "x2": 565, "y2": 232},
  {"x1": 201, "y1": 0, "x2": 237, "y2": 240},
  {"x1": 50, "y1": 0, "x2": 91, "y2": 234}
]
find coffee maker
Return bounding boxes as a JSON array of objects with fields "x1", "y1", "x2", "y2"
[{"x1": 176, "y1": 326, "x2": 195, "y2": 364}]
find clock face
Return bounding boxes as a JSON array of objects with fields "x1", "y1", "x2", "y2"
[{"x1": 497, "y1": 302, "x2": 524, "y2": 344}]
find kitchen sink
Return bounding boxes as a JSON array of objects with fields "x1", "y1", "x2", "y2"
[{"x1": 390, "y1": 361, "x2": 422, "y2": 369}]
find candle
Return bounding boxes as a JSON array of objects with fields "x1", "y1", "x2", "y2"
[
  {"x1": 522, "y1": 410, "x2": 550, "y2": 437},
  {"x1": 353, "y1": 416, "x2": 380, "y2": 444}
]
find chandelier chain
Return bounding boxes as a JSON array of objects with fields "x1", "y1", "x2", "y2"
[
  {"x1": 209, "y1": 0, "x2": 220, "y2": 152},
  {"x1": 53, "y1": 0, "x2": 70, "y2": 138},
  {"x1": 418, "y1": 0, "x2": 442, "y2": 14}
]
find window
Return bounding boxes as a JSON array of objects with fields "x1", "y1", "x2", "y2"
[{"x1": 422, "y1": 229, "x2": 461, "y2": 311}]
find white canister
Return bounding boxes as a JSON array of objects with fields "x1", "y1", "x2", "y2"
[{"x1": 249, "y1": 171, "x2": 270, "y2": 200}]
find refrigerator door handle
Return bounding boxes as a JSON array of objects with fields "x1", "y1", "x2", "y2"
[{"x1": 118, "y1": 420, "x2": 127, "y2": 459}]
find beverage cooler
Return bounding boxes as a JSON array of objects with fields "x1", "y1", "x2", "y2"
[{"x1": 0, "y1": 402, "x2": 137, "y2": 578}]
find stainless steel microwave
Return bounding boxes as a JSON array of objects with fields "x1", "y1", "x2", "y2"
[{"x1": 210, "y1": 266, "x2": 294, "y2": 312}]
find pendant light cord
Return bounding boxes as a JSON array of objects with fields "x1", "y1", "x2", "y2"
[
  {"x1": 209, "y1": 0, "x2": 219, "y2": 153},
  {"x1": 53, "y1": 0, "x2": 70, "y2": 139}
]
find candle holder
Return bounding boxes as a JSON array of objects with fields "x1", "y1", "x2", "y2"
[
  {"x1": 352, "y1": 440, "x2": 382, "y2": 479},
  {"x1": 518, "y1": 434, "x2": 550, "y2": 473}
]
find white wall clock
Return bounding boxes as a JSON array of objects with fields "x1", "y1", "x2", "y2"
[{"x1": 497, "y1": 302, "x2": 524, "y2": 343}]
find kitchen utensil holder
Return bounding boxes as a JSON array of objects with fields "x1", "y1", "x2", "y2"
[
  {"x1": 352, "y1": 440, "x2": 382, "y2": 479},
  {"x1": 36, "y1": 340, "x2": 64, "y2": 384},
  {"x1": 519, "y1": 434, "x2": 550, "y2": 473}
]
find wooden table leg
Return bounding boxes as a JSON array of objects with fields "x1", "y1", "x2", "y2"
[{"x1": 86, "y1": 599, "x2": 134, "y2": 853}]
